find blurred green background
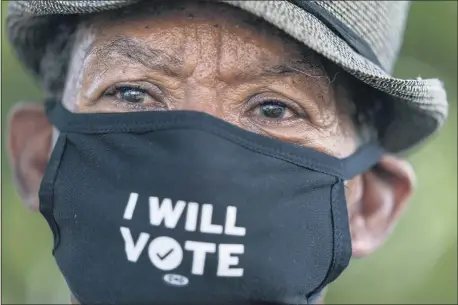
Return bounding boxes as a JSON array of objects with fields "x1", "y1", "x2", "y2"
[{"x1": 1, "y1": 1, "x2": 457, "y2": 304}]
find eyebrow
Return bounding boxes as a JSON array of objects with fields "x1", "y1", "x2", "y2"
[
  {"x1": 94, "y1": 36, "x2": 328, "y2": 81},
  {"x1": 260, "y1": 62, "x2": 327, "y2": 79},
  {"x1": 95, "y1": 37, "x2": 184, "y2": 77}
]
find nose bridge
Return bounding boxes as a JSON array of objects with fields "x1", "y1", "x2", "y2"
[{"x1": 178, "y1": 80, "x2": 225, "y2": 119}]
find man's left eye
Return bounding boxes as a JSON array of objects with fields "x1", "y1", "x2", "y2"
[
  {"x1": 257, "y1": 101, "x2": 289, "y2": 119},
  {"x1": 252, "y1": 101, "x2": 299, "y2": 121}
]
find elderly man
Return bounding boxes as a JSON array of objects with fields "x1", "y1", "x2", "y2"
[{"x1": 5, "y1": 1, "x2": 448, "y2": 304}]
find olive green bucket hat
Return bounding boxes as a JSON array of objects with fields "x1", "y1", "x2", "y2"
[{"x1": 6, "y1": 0, "x2": 448, "y2": 153}]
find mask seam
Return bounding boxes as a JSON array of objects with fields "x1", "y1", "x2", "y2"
[
  {"x1": 328, "y1": 181, "x2": 351, "y2": 282},
  {"x1": 333, "y1": 181, "x2": 345, "y2": 278},
  {"x1": 307, "y1": 179, "x2": 347, "y2": 297}
]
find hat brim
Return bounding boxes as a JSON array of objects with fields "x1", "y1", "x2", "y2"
[{"x1": 6, "y1": 0, "x2": 448, "y2": 153}]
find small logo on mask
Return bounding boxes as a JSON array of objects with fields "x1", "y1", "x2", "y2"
[{"x1": 163, "y1": 273, "x2": 189, "y2": 287}]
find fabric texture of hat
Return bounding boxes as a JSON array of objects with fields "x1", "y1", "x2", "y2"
[{"x1": 6, "y1": 0, "x2": 448, "y2": 153}]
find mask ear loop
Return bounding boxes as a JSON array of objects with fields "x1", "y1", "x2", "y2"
[{"x1": 341, "y1": 141, "x2": 386, "y2": 180}]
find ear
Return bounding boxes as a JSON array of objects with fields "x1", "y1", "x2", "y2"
[
  {"x1": 347, "y1": 155, "x2": 416, "y2": 257},
  {"x1": 7, "y1": 102, "x2": 53, "y2": 211}
]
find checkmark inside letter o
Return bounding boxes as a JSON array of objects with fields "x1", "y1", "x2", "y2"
[{"x1": 148, "y1": 236, "x2": 183, "y2": 271}]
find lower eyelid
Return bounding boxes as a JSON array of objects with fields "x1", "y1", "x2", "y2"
[
  {"x1": 251, "y1": 118, "x2": 305, "y2": 130},
  {"x1": 105, "y1": 98, "x2": 146, "y2": 110},
  {"x1": 92, "y1": 96, "x2": 148, "y2": 111}
]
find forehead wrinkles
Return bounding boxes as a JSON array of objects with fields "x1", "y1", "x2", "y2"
[
  {"x1": 181, "y1": 22, "x2": 289, "y2": 83},
  {"x1": 73, "y1": 0, "x2": 330, "y2": 78},
  {"x1": 88, "y1": 2, "x2": 298, "y2": 74},
  {"x1": 217, "y1": 24, "x2": 286, "y2": 81},
  {"x1": 84, "y1": 14, "x2": 318, "y2": 84}
]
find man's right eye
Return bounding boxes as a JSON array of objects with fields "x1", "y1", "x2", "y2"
[
  {"x1": 104, "y1": 85, "x2": 153, "y2": 104},
  {"x1": 102, "y1": 83, "x2": 167, "y2": 110}
]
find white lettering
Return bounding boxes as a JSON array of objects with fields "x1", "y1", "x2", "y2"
[
  {"x1": 200, "y1": 204, "x2": 223, "y2": 234},
  {"x1": 149, "y1": 197, "x2": 186, "y2": 229},
  {"x1": 122, "y1": 194, "x2": 247, "y2": 278},
  {"x1": 184, "y1": 241, "x2": 216, "y2": 275},
  {"x1": 217, "y1": 244, "x2": 244, "y2": 277},
  {"x1": 123, "y1": 193, "x2": 139, "y2": 220},
  {"x1": 120, "y1": 227, "x2": 150, "y2": 262},
  {"x1": 185, "y1": 202, "x2": 199, "y2": 232},
  {"x1": 224, "y1": 206, "x2": 246, "y2": 236}
]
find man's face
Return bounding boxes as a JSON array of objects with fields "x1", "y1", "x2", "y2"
[
  {"x1": 7, "y1": 1, "x2": 415, "y2": 303},
  {"x1": 63, "y1": 2, "x2": 358, "y2": 157}
]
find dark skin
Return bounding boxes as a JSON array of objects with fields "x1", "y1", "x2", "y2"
[{"x1": 6, "y1": 2, "x2": 415, "y2": 304}]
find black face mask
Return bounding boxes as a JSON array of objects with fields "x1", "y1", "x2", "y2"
[{"x1": 40, "y1": 102, "x2": 384, "y2": 305}]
